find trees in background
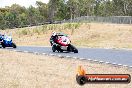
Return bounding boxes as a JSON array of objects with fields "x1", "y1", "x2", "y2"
[{"x1": 0, "y1": 0, "x2": 132, "y2": 29}]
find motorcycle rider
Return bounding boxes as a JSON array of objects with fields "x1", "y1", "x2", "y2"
[
  {"x1": 50, "y1": 32, "x2": 58, "y2": 46},
  {"x1": 0, "y1": 34, "x2": 4, "y2": 42}
]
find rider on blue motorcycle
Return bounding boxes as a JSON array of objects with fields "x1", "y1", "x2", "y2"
[{"x1": 0, "y1": 34, "x2": 4, "y2": 42}]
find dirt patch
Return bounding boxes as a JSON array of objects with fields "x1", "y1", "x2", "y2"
[{"x1": 0, "y1": 49, "x2": 131, "y2": 88}]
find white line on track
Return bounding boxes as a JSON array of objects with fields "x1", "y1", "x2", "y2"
[
  {"x1": 105, "y1": 62, "x2": 110, "y2": 64},
  {"x1": 80, "y1": 58, "x2": 85, "y2": 60},
  {"x1": 73, "y1": 57, "x2": 78, "y2": 59},
  {"x1": 10, "y1": 49, "x2": 132, "y2": 69},
  {"x1": 23, "y1": 51, "x2": 28, "y2": 53},
  {"x1": 66, "y1": 56, "x2": 71, "y2": 58}
]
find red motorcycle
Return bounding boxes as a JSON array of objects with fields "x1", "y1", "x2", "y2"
[{"x1": 51, "y1": 33, "x2": 78, "y2": 53}]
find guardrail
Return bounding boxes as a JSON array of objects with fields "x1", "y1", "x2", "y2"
[
  {"x1": 19, "y1": 16, "x2": 132, "y2": 28},
  {"x1": 62, "y1": 16, "x2": 132, "y2": 24}
]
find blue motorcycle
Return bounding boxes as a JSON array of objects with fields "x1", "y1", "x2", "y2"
[
  {"x1": 0, "y1": 34, "x2": 3, "y2": 48},
  {"x1": 0, "y1": 35, "x2": 17, "y2": 48}
]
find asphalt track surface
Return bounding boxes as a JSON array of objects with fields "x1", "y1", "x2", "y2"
[{"x1": 8, "y1": 46, "x2": 132, "y2": 67}]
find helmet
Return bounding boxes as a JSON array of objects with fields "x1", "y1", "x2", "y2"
[{"x1": 52, "y1": 32, "x2": 57, "y2": 36}]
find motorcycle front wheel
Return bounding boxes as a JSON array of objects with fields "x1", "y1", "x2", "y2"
[
  {"x1": 12, "y1": 43, "x2": 17, "y2": 48},
  {"x1": 1, "y1": 42, "x2": 5, "y2": 48},
  {"x1": 52, "y1": 45, "x2": 56, "y2": 52},
  {"x1": 68, "y1": 44, "x2": 78, "y2": 53}
]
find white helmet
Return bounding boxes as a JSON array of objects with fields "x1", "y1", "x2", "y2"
[{"x1": 52, "y1": 32, "x2": 57, "y2": 36}]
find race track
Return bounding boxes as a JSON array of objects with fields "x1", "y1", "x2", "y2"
[{"x1": 9, "y1": 46, "x2": 132, "y2": 67}]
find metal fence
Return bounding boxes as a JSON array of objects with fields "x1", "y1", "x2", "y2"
[{"x1": 62, "y1": 16, "x2": 132, "y2": 24}]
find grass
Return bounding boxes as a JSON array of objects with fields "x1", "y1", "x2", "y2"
[
  {"x1": 0, "y1": 22, "x2": 132, "y2": 49},
  {"x1": 15, "y1": 23, "x2": 81, "y2": 36},
  {"x1": 0, "y1": 49, "x2": 132, "y2": 88}
]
